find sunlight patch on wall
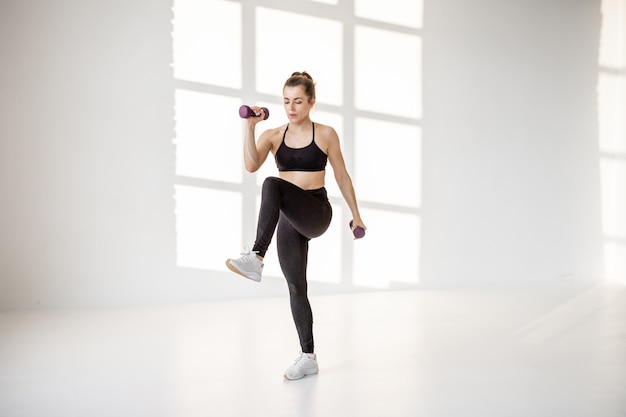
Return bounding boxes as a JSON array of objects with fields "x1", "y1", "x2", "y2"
[
  {"x1": 598, "y1": 74, "x2": 625, "y2": 154},
  {"x1": 174, "y1": 90, "x2": 242, "y2": 182},
  {"x1": 171, "y1": 0, "x2": 423, "y2": 290},
  {"x1": 355, "y1": 26, "x2": 422, "y2": 119},
  {"x1": 599, "y1": 0, "x2": 625, "y2": 69},
  {"x1": 175, "y1": 185, "x2": 242, "y2": 270},
  {"x1": 600, "y1": 159, "x2": 626, "y2": 238},
  {"x1": 604, "y1": 242, "x2": 626, "y2": 282},
  {"x1": 355, "y1": 0, "x2": 423, "y2": 29},
  {"x1": 353, "y1": 209, "x2": 420, "y2": 288},
  {"x1": 255, "y1": 7, "x2": 343, "y2": 106},
  {"x1": 355, "y1": 118, "x2": 421, "y2": 208},
  {"x1": 172, "y1": 0, "x2": 241, "y2": 88},
  {"x1": 598, "y1": 0, "x2": 626, "y2": 284}
]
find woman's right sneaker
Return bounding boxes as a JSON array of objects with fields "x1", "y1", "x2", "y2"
[{"x1": 225, "y1": 247, "x2": 264, "y2": 282}]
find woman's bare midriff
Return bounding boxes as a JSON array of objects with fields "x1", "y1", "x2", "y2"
[{"x1": 279, "y1": 170, "x2": 325, "y2": 190}]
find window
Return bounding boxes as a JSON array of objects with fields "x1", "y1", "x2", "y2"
[{"x1": 172, "y1": 0, "x2": 423, "y2": 288}]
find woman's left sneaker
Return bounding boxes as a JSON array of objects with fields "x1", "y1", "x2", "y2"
[{"x1": 284, "y1": 352, "x2": 318, "y2": 380}]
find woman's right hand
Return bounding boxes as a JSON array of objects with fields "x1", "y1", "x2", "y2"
[{"x1": 246, "y1": 106, "x2": 267, "y2": 125}]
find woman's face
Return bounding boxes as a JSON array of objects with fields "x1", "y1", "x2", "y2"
[{"x1": 283, "y1": 85, "x2": 314, "y2": 123}]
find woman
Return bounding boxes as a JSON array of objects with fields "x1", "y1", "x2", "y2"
[{"x1": 226, "y1": 71, "x2": 366, "y2": 380}]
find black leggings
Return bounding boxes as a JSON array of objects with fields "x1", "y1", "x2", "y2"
[{"x1": 252, "y1": 177, "x2": 332, "y2": 353}]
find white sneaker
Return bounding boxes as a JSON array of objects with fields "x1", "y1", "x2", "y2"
[
  {"x1": 284, "y1": 352, "x2": 319, "y2": 380},
  {"x1": 225, "y1": 247, "x2": 264, "y2": 282}
]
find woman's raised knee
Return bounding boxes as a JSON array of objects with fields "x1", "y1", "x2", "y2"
[{"x1": 262, "y1": 176, "x2": 282, "y2": 192}]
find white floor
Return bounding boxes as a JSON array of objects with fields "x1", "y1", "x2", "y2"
[{"x1": 1, "y1": 282, "x2": 625, "y2": 417}]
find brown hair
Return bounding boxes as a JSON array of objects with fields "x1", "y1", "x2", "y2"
[{"x1": 284, "y1": 71, "x2": 316, "y2": 102}]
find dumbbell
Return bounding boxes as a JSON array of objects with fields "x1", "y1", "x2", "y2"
[
  {"x1": 239, "y1": 105, "x2": 269, "y2": 120},
  {"x1": 349, "y1": 220, "x2": 365, "y2": 239}
]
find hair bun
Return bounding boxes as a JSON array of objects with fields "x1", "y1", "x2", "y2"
[
  {"x1": 284, "y1": 71, "x2": 316, "y2": 100},
  {"x1": 291, "y1": 71, "x2": 313, "y2": 81}
]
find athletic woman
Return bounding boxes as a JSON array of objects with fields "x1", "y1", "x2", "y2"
[{"x1": 226, "y1": 71, "x2": 366, "y2": 380}]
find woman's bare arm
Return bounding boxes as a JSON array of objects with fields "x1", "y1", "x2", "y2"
[
  {"x1": 243, "y1": 111, "x2": 273, "y2": 173},
  {"x1": 325, "y1": 126, "x2": 366, "y2": 232}
]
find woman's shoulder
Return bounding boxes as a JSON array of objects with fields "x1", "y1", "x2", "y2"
[
  {"x1": 313, "y1": 122, "x2": 339, "y2": 146},
  {"x1": 260, "y1": 124, "x2": 288, "y2": 140},
  {"x1": 312, "y1": 122, "x2": 340, "y2": 155},
  {"x1": 313, "y1": 122, "x2": 338, "y2": 137},
  {"x1": 259, "y1": 124, "x2": 288, "y2": 151}
]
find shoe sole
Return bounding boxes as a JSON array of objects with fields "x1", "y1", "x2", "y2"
[
  {"x1": 283, "y1": 367, "x2": 319, "y2": 380},
  {"x1": 225, "y1": 259, "x2": 261, "y2": 282}
]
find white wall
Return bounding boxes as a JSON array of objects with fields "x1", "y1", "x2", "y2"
[
  {"x1": 0, "y1": 0, "x2": 607, "y2": 309},
  {"x1": 0, "y1": 0, "x2": 266, "y2": 309},
  {"x1": 421, "y1": 0, "x2": 605, "y2": 286}
]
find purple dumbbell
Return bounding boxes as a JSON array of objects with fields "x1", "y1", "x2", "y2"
[
  {"x1": 239, "y1": 105, "x2": 269, "y2": 120},
  {"x1": 349, "y1": 220, "x2": 365, "y2": 239}
]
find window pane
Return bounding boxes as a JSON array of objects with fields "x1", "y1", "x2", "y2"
[
  {"x1": 354, "y1": 209, "x2": 420, "y2": 288},
  {"x1": 256, "y1": 7, "x2": 343, "y2": 106},
  {"x1": 355, "y1": 0, "x2": 423, "y2": 29},
  {"x1": 355, "y1": 118, "x2": 421, "y2": 207},
  {"x1": 604, "y1": 241, "x2": 626, "y2": 284},
  {"x1": 173, "y1": 0, "x2": 241, "y2": 88},
  {"x1": 174, "y1": 90, "x2": 243, "y2": 182},
  {"x1": 600, "y1": 158, "x2": 626, "y2": 238},
  {"x1": 598, "y1": 73, "x2": 626, "y2": 155},
  {"x1": 175, "y1": 186, "x2": 242, "y2": 270},
  {"x1": 355, "y1": 26, "x2": 422, "y2": 118},
  {"x1": 599, "y1": 0, "x2": 626, "y2": 68}
]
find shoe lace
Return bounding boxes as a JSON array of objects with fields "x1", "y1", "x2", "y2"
[{"x1": 240, "y1": 246, "x2": 261, "y2": 264}]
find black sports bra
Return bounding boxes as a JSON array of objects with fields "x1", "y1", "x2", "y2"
[{"x1": 275, "y1": 123, "x2": 328, "y2": 172}]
